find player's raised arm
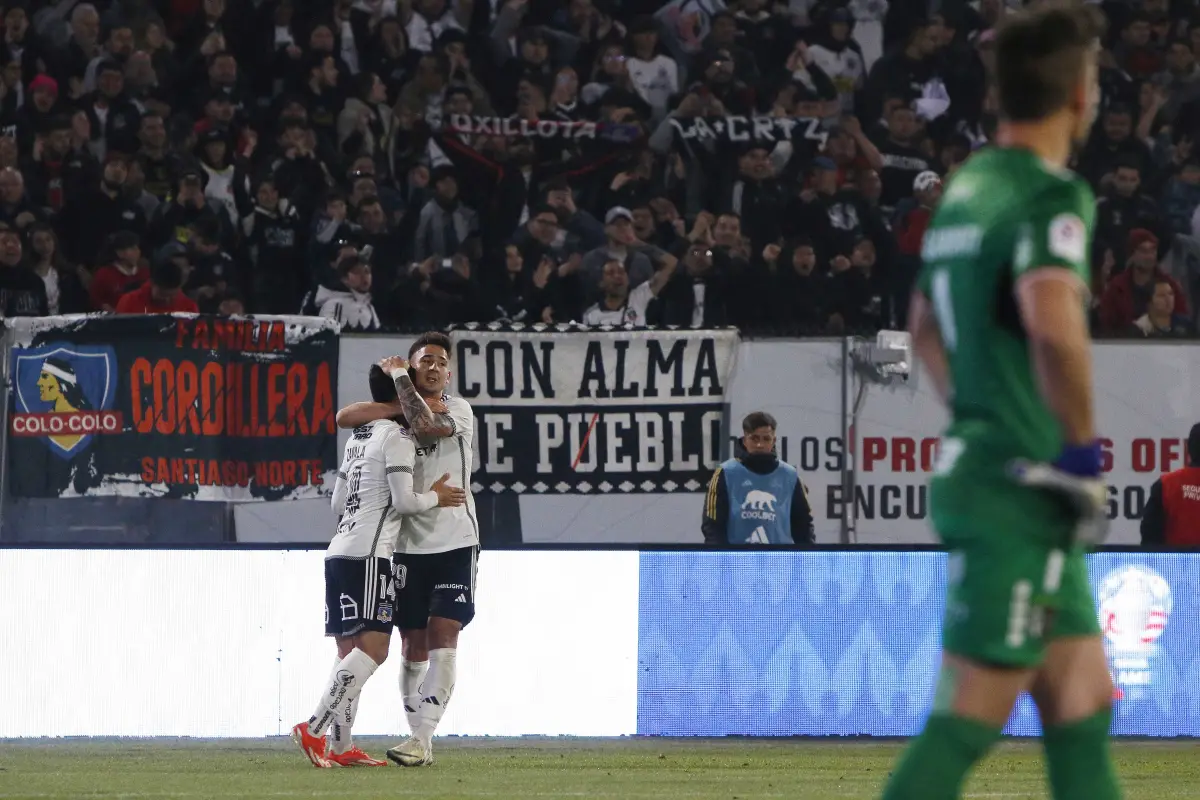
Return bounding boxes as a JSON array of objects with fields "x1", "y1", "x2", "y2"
[
  {"x1": 380, "y1": 355, "x2": 457, "y2": 439},
  {"x1": 906, "y1": 290, "x2": 951, "y2": 405}
]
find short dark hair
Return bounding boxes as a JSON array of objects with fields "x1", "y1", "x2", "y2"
[
  {"x1": 151, "y1": 259, "x2": 184, "y2": 290},
  {"x1": 1188, "y1": 422, "x2": 1200, "y2": 466},
  {"x1": 368, "y1": 364, "x2": 399, "y2": 403},
  {"x1": 408, "y1": 331, "x2": 452, "y2": 361},
  {"x1": 995, "y1": 1, "x2": 1102, "y2": 122},
  {"x1": 110, "y1": 229, "x2": 140, "y2": 252},
  {"x1": 742, "y1": 411, "x2": 777, "y2": 434},
  {"x1": 337, "y1": 254, "x2": 367, "y2": 277}
]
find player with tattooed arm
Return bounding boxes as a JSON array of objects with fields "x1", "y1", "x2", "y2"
[
  {"x1": 291, "y1": 364, "x2": 465, "y2": 768},
  {"x1": 336, "y1": 332, "x2": 479, "y2": 767}
]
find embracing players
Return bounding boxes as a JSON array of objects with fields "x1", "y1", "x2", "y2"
[
  {"x1": 881, "y1": 4, "x2": 1121, "y2": 800},
  {"x1": 337, "y1": 331, "x2": 478, "y2": 767},
  {"x1": 292, "y1": 362, "x2": 466, "y2": 768}
]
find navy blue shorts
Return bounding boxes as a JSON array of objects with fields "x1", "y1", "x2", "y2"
[
  {"x1": 392, "y1": 546, "x2": 478, "y2": 630},
  {"x1": 324, "y1": 556, "x2": 396, "y2": 637}
]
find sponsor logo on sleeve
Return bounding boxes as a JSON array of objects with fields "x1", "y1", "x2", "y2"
[{"x1": 1048, "y1": 213, "x2": 1086, "y2": 265}]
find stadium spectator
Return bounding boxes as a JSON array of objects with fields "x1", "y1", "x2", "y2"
[
  {"x1": 1077, "y1": 104, "x2": 1151, "y2": 188},
  {"x1": 217, "y1": 292, "x2": 246, "y2": 316},
  {"x1": 27, "y1": 223, "x2": 87, "y2": 315},
  {"x1": 1094, "y1": 160, "x2": 1164, "y2": 256},
  {"x1": 59, "y1": 153, "x2": 145, "y2": 267},
  {"x1": 89, "y1": 230, "x2": 145, "y2": 312},
  {"x1": 26, "y1": 114, "x2": 97, "y2": 213},
  {"x1": 115, "y1": 258, "x2": 199, "y2": 314},
  {"x1": 243, "y1": 177, "x2": 305, "y2": 314},
  {"x1": 581, "y1": 255, "x2": 672, "y2": 326},
  {"x1": 581, "y1": 207, "x2": 655, "y2": 296},
  {"x1": 1127, "y1": 280, "x2": 1195, "y2": 337},
  {"x1": 0, "y1": 0, "x2": 1189, "y2": 345},
  {"x1": 894, "y1": 171, "x2": 942, "y2": 257},
  {"x1": 760, "y1": 238, "x2": 827, "y2": 332},
  {"x1": 183, "y1": 214, "x2": 239, "y2": 312},
  {"x1": 413, "y1": 166, "x2": 478, "y2": 262},
  {"x1": 0, "y1": 167, "x2": 44, "y2": 230},
  {"x1": 319, "y1": 253, "x2": 380, "y2": 331},
  {"x1": 1098, "y1": 229, "x2": 1188, "y2": 334},
  {"x1": 0, "y1": 223, "x2": 47, "y2": 316}
]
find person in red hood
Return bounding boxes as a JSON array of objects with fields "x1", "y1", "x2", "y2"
[
  {"x1": 115, "y1": 259, "x2": 198, "y2": 314},
  {"x1": 1098, "y1": 228, "x2": 1187, "y2": 334}
]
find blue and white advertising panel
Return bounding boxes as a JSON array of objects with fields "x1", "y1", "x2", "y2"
[
  {"x1": 637, "y1": 551, "x2": 1200, "y2": 737},
  {"x1": 2, "y1": 550, "x2": 1196, "y2": 738}
]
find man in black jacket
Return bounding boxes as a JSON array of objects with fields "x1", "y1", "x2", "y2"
[
  {"x1": 0, "y1": 223, "x2": 47, "y2": 316},
  {"x1": 56, "y1": 152, "x2": 146, "y2": 267},
  {"x1": 82, "y1": 60, "x2": 141, "y2": 157}
]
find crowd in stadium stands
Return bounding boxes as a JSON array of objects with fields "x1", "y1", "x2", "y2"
[{"x1": 0, "y1": 0, "x2": 1198, "y2": 338}]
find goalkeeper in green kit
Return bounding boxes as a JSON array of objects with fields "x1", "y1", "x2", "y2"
[{"x1": 880, "y1": 3, "x2": 1121, "y2": 800}]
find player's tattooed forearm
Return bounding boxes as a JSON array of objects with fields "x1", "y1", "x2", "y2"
[{"x1": 393, "y1": 373, "x2": 455, "y2": 438}]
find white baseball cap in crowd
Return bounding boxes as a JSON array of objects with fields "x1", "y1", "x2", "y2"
[
  {"x1": 605, "y1": 206, "x2": 633, "y2": 224},
  {"x1": 913, "y1": 171, "x2": 942, "y2": 193}
]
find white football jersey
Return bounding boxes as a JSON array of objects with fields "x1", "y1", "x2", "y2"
[
  {"x1": 327, "y1": 419, "x2": 439, "y2": 559},
  {"x1": 397, "y1": 394, "x2": 479, "y2": 554}
]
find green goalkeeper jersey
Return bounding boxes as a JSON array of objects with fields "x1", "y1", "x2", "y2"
[{"x1": 917, "y1": 146, "x2": 1096, "y2": 481}]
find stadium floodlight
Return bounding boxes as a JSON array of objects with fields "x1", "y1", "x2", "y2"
[{"x1": 839, "y1": 330, "x2": 914, "y2": 544}]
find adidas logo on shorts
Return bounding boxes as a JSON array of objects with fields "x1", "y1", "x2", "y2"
[{"x1": 455, "y1": 593, "x2": 467, "y2": 603}]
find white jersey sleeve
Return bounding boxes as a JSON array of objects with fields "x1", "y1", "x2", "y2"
[
  {"x1": 331, "y1": 465, "x2": 348, "y2": 516},
  {"x1": 382, "y1": 427, "x2": 440, "y2": 516}
]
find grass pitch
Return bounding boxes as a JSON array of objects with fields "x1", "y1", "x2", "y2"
[{"x1": 0, "y1": 738, "x2": 1195, "y2": 799}]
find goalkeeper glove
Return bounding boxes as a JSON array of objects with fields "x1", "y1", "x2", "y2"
[{"x1": 1008, "y1": 442, "x2": 1109, "y2": 545}]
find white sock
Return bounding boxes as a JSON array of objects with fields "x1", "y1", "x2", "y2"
[
  {"x1": 400, "y1": 659, "x2": 429, "y2": 734},
  {"x1": 413, "y1": 648, "x2": 455, "y2": 746},
  {"x1": 325, "y1": 659, "x2": 356, "y2": 754},
  {"x1": 330, "y1": 695, "x2": 358, "y2": 754},
  {"x1": 308, "y1": 648, "x2": 378, "y2": 737}
]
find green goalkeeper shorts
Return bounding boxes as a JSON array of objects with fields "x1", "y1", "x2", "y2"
[{"x1": 932, "y1": 476, "x2": 1102, "y2": 668}]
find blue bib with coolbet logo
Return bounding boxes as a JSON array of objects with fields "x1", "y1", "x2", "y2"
[{"x1": 722, "y1": 458, "x2": 799, "y2": 545}]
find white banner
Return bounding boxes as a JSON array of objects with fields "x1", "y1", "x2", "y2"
[
  {"x1": 735, "y1": 341, "x2": 1197, "y2": 545},
  {"x1": 451, "y1": 325, "x2": 739, "y2": 495},
  {"x1": 0, "y1": 550, "x2": 638, "y2": 737},
  {"x1": 240, "y1": 337, "x2": 1188, "y2": 545}
]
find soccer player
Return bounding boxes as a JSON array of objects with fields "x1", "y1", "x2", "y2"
[
  {"x1": 291, "y1": 363, "x2": 466, "y2": 769},
  {"x1": 880, "y1": 4, "x2": 1122, "y2": 800},
  {"x1": 336, "y1": 332, "x2": 478, "y2": 767}
]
